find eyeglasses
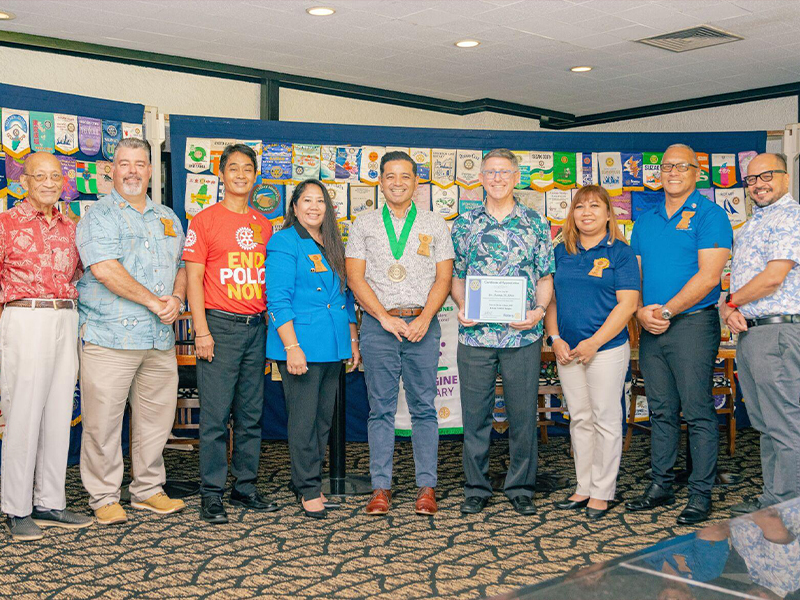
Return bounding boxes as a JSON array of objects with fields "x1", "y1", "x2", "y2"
[
  {"x1": 659, "y1": 162, "x2": 698, "y2": 173},
  {"x1": 743, "y1": 169, "x2": 787, "y2": 186},
  {"x1": 481, "y1": 169, "x2": 518, "y2": 179},
  {"x1": 24, "y1": 172, "x2": 64, "y2": 183}
]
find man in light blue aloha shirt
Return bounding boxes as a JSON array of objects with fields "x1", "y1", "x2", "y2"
[{"x1": 721, "y1": 153, "x2": 800, "y2": 514}]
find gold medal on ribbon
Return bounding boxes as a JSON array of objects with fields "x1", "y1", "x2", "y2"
[
  {"x1": 588, "y1": 257, "x2": 610, "y2": 278},
  {"x1": 388, "y1": 263, "x2": 407, "y2": 282},
  {"x1": 676, "y1": 210, "x2": 695, "y2": 230}
]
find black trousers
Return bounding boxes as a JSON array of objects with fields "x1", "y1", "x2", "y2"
[
  {"x1": 197, "y1": 311, "x2": 266, "y2": 498},
  {"x1": 639, "y1": 309, "x2": 720, "y2": 498},
  {"x1": 278, "y1": 361, "x2": 341, "y2": 501}
]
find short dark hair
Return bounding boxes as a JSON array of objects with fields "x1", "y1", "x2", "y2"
[
  {"x1": 380, "y1": 150, "x2": 417, "y2": 176},
  {"x1": 114, "y1": 137, "x2": 152, "y2": 163},
  {"x1": 220, "y1": 143, "x2": 257, "y2": 173},
  {"x1": 773, "y1": 152, "x2": 788, "y2": 171}
]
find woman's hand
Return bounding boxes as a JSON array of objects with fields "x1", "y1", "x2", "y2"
[
  {"x1": 552, "y1": 338, "x2": 573, "y2": 365},
  {"x1": 286, "y1": 346, "x2": 308, "y2": 376},
  {"x1": 195, "y1": 334, "x2": 215, "y2": 362},
  {"x1": 347, "y1": 342, "x2": 361, "y2": 373},
  {"x1": 569, "y1": 338, "x2": 600, "y2": 365}
]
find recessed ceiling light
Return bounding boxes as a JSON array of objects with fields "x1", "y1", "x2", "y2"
[
  {"x1": 570, "y1": 66, "x2": 593, "y2": 72},
  {"x1": 455, "y1": 40, "x2": 480, "y2": 48},
  {"x1": 0, "y1": 10, "x2": 16, "y2": 20},
  {"x1": 306, "y1": 6, "x2": 335, "y2": 16}
]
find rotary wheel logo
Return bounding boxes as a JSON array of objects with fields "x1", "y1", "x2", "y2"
[
  {"x1": 606, "y1": 157, "x2": 615, "y2": 167},
  {"x1": 438, "y1": 407, "x2": 451, "y2": 419},
  {"x1": 464, "y1": 158, "x2": 474, "y2": 170},
  {"x1": 189, "y1": 146, "x2": 207, "y2": 162},
  {"x1": 185, "y1": 229, "x2": 197, "y2": 247},
  {"x1": 236, "y1": 226, "x2": 257, "y2": 250},
  {"x1": 107, "y1": 125, "x2": 118, "y2": 136}
]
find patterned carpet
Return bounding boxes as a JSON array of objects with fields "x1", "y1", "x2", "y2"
[{"x1": 0, "y1": 429, "x2": 762, "y2": 600}]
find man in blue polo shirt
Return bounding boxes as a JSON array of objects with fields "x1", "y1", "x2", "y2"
[{"x1": 625, "y1": 144, "x2": 732, "y2": 525}]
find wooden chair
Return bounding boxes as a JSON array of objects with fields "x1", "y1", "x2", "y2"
[{"x1": 536, "y1": 352, "x2": 567, "y2": 444}]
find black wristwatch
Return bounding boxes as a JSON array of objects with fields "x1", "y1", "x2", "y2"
[{"x1": 547, "y1": 334, "x2": 561, "y2": 346}]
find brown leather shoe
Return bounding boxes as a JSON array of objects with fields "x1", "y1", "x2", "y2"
[
  {"x1": 365, "y1": 489, "x2": 391, "y2": 515},
  {"x1": 415, "y1": 487, "x2": 437, "y2": 515}
]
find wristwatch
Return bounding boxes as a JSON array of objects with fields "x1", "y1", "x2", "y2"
[
  {"x1": 533, "y1": 304, "x2": 546, "y2": 316},
  {"x1": 660, "y1": 307, "x2": 673, "y2": 320},
  {"x1": 725, "y1": 293, "x2": 739, "y2": 309},
  {"x1": 172, "y1": 294, "x2": 186, "y2": 313},
  {"x1": 547, "y1": 334, "x2": 561, "y2": 346}
]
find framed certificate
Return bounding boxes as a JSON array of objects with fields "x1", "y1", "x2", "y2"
[{"x1": 464, "y1": 275, "x2": 528, "y2": 323}]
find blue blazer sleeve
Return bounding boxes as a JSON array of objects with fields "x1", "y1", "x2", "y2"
[{"x1": 266, "y1": 232, "x2": 298, "y2": 329}]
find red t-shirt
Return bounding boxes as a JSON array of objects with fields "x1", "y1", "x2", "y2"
[{"x1": 182, "y1": 203, "x2": 272, "y2": 314}]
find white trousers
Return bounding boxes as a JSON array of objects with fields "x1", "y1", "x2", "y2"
[
  {"x1": 0, "y1": 305, "x2": 79, "y2": 516},
  {"x1": 557, "y1": 342, "x2": 629, "y2": 500}
]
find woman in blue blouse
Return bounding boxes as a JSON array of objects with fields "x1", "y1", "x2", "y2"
[
  {"x1": 266, "y1": 179, "x2": 360, "y2": 519},
  {"x1": 544, "y1": 185, "x2": 639, "y2": 520}
]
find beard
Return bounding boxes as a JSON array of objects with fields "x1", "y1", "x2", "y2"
[{"x1": 121, "y1": 177, "x2": 145, "y2": 195}]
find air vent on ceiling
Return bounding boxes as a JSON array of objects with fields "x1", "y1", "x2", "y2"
[{"x1": 636, "y1": 25, "x2": 743, "y2": 53}]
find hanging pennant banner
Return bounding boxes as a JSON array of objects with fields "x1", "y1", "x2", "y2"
[
  {"x1": 598, "y1": 152, "x2": 623, "y2": 196},
  {"x1": 5, "y1": 154, "x2": 25, "y2": 183},
  {"x1": 30, "y1": 112, "x2": 55, "y2": 153},
  {"x1": 516, "y1": 189, "x2": 546, "y2": 215},
  {"x1": 431, "y1": 184, "x2": 458, "y2": 220},
  {"x1": 545, "y1": 189, "x2": 571, "y2": 225},
  {"x1": 58, "y1": 156, "x2": 78, "y2": 201},
  {"x1": 738, "y1": 151, "x2": 757, "y2": 181},
  {"x1": 185, "y1": 173, "x2": 219, "y2": 218},
  {"x1": 262, "y1": 143, "x2": 292, "y2": 180},
  {"x1": 251, "y1": 179, "x2": 284, "y2": 220},
  {"x1": 431, "y1": 149, "x2": 456, "y2": 188},
  {"x1": 530, "y1": 152, "x2": 554, "y2": 192},
  {"x1": 95, "y1": 160, "x2": 114, "y2": 195},
  {"x1": 712, "y1": 154, "x2": 737, "y2": 188},
  {"x1": 513, "y1": 151, "x2": 533, "y2": 189},
  {"x1": 642, "y1": 152, "x2": 663, "y2": 191},
  {"x1": 696, "y1": 152, "x2": 710, "y2": 189},
  {"x1": 320, "y1": 145, "x2": 338, "y2": 181},
  {"x1": 631, "y1": 191, "x2": 663, "y2": 220},
  {"x1": 0, "y1": 155, "x2": 7, "y2": 197},
  {"x1": 715, "y1": 188, "x2": 747, "y2": 232},
  {"x1": 54, "y1": 114, "x2": 79, "y2": 155},
  {"x1": 210, "y1": 138, "x2": 235, "y2": 176},
  {"x1": 412, "y1": 183, "x2": 432, "y2": 212},
  {"x1": 553, "y1": 152, "x2": 576, "y2": 190},
  {"x1": 411, "y1": 148, "x2": 431, "y2": 183},
  {"x1": 102, "y1": 120, "x2": 122, "y2": 160},
  {"x1": 611, "y1": 191, "x2": 632, "y2": 221},
  {"x1": 76, "y1": 161, "x2": 98, "y2": 195},
  {"x1": 577, "y1": 152, "x2": 598, "y2": 186},
  {"x1": 326, "y1": 182, "x2": 349, "y2": 221},
  {"x1": 359, "y1": 146, "x2": 385, "y2": 185},
  {"x1": 122, "y1": 122, "x2": 143, "y2": 139},
  {"x1": 335, "y1": 146, "x2": 360, "y2": 182},
  {"x1": 292, "y1": 144, "x2": 321, "y2": 181},
  {"x1": 456, "y1": 150, "x2": 482, "y2": 189},
  {"x1": 458, "y1": 186, "x2": 483, "y2": 214},
  {"x1": 185, "y1": 138, "x2": 211, "y2": 173},
  {"x1": 7, "y1": 181, "x2": 27, "y2": 200},
  {"x1": 2, "y1": 109, "x2": 30, "y2": 159},
  {"x1": 697, "y1": 188, "x2": 714, "y2": 203},
  {"x1": 78, "y1": 117, "x2": 102, "y2": 157},
  {"x1": 621, "y1": 152, "x2": 644, "y2": 191},
  {"x1": 237, "y1": 140, "x2": 262, "y2": 175},
  {"x1": 349, "y1": 185, "x2": 376, "y2": 219}
]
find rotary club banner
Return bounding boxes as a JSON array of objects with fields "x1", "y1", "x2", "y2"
[
  {"x1": 455, "y1": 150, "x2": 481, "y2": 189},
  {"x1": 431, "y1": 149, "x2": 456, "y2": 188},
  {"x1": 412, "y1": 183, "x2": 432, "y2": 212},
  {"x1": 57, "y1": 156, "x2": 78, "y2": 201},
  {"x1": 553, "y1": 152, "x2": 576, "y2": 190},
  {"x1": 292, "y1": 144, "x2": 321, "y2": 181},
  {"x1": 122, "y1": 122, "x2": 143, "y2": 139},
  {"x1": 545, "y1": 189, "x2": 571, "y2": 225},
  {"x1": 76, "y1": 161, "x2": 98, "y2": 194},
  {"x1": 30, "y1": 112, "x2": 55, "y2": 153},
  {"x1": 715, "y1": 188, "x2": 747, "y2": 232},
  {"x1": 251, "y1": 179, "x2": 284, "y2": 220},
  {"x1": 359, "y1": 146, "x2": 385, "y2": 184},
  {"x1": 432, "y1": 184, "x2": 458, "y2": 220},
  {"x1": 185, "y1": 138, "x2": 211, "y2": 173},
  {"x1": 209, "y1": 138, "x2": 235, "y2": 176},
  {"x1": 598, "y1": 152, "x2": 623, "y2": 196},
  {"x1": 335, "y1": 146, "x2": 360, "y2": 182},
  {"x1": 326, "y1": 182, "x2": 349, "y2": 221},
  {"x1": 320, "y1": 145, "x2": 337, "y2": 181},
  {"x1": 102, "y1": 120, "x2": 122, "y2": 160},
  {"x1": 513, "y1": 151, "x2": 532, "y2": 189},
  {"x1": 6, "y1": 154, "x2": 26, "y2": 199},
  {"x1": 696, "y1": 152, "x2": 711, "y2": 189},
  {"x1": 185, "y1": 174, "x2": 219, "y2": 218},
  {"x1": 237, "y1": 140, "x2": 262, "y2": 174},
  {"x1": 698, "y1": 188, "x2": 714, "y2": 203},
  {"x1": 516, "y1": 189, "x2": 546, "y2": 215},
  {"x1": 54, "y1": 114, "x2": 79, "y2": 155},
  {"x1": 621, "y1": 152, "x2": 644, "y2": 191},
  {"x1": 458, "y1": 186, "x2": 483, "y2": 214},
  {"x1": 530, "y1": 152, "x2": 554, "y2": 192},
  {"x1": 712, "y1": 154, "x2": 737, "y2": 188},
  {"x1": 395, "y1": 299, "x2": 462, "y2": 435},
  {"x1": 2, "y1": 109, "x2": 30, "y2": 159},
  {"x1": 349, "y1": 185, "x2": 376, "y2": 218},
  {"x1": 738, "y1": 151, "x2": 757, "y2": 181},
  {"x1": 642, "y1": 152, "x2": 663, "y2": 191},
  {"x1": 577, "y1": 152, "x2": 598, "y2": 186},
  {"x1": 262, "y1": 143, "x2": 292, "y2": 180},
  {"x1": 77, "y1": 117, "x2": 101, "y2": 157},
  {"x1": 611, "y1": 191, "x2": 632, "y2": 220},
  {"x1": 95, "y1": 161, "x2": 114, "y2": 195},
  {"x1": 411, "y1": 148, "x2": 431, "y2": 182}
]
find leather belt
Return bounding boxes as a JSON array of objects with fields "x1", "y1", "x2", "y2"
[
  {"x1": 207, "y1": 309, "x2": 264, "y2": 325},
  {"x1": 387, "y1": 307, "x2": 424, "y2": 317},
  {"x1": 745, "y1": 314, "x2": 800, "y2": 328},
  {"x1": 6, "y1": 299, "x2": 76, "y2": 310},
  {"x1": 670, "y1": 305, "x2": 716, "y2": 321}
]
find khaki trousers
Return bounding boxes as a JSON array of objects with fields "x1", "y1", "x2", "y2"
[
  {"x1": 79, "y1": 341, "x2": 177, "y2": 509},
  {"x1": 0, "y1": 305, "x2": 79, "y2": 517}
]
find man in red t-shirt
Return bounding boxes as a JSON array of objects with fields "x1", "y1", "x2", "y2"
[{"x1": 184, "y1": 144, "x2": 276, "y2": 524}]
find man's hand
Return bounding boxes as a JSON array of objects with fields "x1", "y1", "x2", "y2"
[
  {"x1": 718, "y1": 301, "x2": 736, "y2": 322},
  {"x1": 637, "y1": 304, "x2": 670, "y2": 335},
  {"x1": 157, "y1": 295, "x2": 182, "y2": 325},
  {"x1": 147, "y1": 297, "x2": 168, "y2": 317},
  {"x1": 405, "y1": 314, "x2": 432, "y2": 343},
  {"x1": 552, "y1": 338, "x2": 572, "y2": 365},
  {"x1": 195, "y1": 333, "x2": 215, "y2": 362},
  {"x1": 570, "y1": 338, "x2": 600, "y2": 365},
  {"x1": 510, "y1": 308, "x2": 544, "y2": 331},
  {"x1": 457, "y1": 308, "x2": 478, "y2": 327},
  {"x1": 379, "y1": 315, "x2": 409, "y2": 342},
  {"x1": 726, "y1": 309, "x2": 749, "y2": 334}
]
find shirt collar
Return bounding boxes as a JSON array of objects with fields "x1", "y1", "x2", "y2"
[
  {"x1": 386, "y1": 202, "x2": 412, "y2": 220},
  {"x1": 17, "y1": 199, "x2": 65, "y2": 223},
  {"x1": 478, "y1": 199, "x2": 523, "y2": 223},
  {"x1": 577, "y1": 232, "x2": 611, "y2": 252},
  {"x1": 658, "y1": 189, "x2": 703, "y2": 221},
  {"x1": 752, "y1": 193, "x2": 795, "y2": 218},
  {"x1": 111, "y1": 188, "x2": 154, "y2": 213}
]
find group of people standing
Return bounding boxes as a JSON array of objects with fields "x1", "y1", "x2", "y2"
[{"x1": 1, "y1": 139, "x2": 798, "y2": 542}]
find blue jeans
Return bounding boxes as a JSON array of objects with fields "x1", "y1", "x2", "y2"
[{"x1": 360, "y1": 313, "x2": 441, "y2": 489}]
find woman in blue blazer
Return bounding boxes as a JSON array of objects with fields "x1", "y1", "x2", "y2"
[{"x1": 266, "y1": 179, "x2": 360, "y2": 519}]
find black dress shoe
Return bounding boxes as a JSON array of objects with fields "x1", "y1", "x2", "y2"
[
  {"x1": 676, "y1": 495, "x2": 711, "y2": 525},
  {"x1": 730, "y1": 498, "x2": 761, "y2": 516},
  {"x1": 200, "y1": 496, "x2": 228, "y2": 524},
  {"x1": 288, "y1": 482, "x2": 340, "y2": 510},
  {"x1": 510, "y1": 496, "x2": 537, "y2": 516},
  {"x1": 554, "y1": 498, "x2": 589, "y2": 510},
  {"x1": 625, "y1": 482, "x2": 675, "y2": 512},
  {"x1": 230, "y1": 490, "x2": 280, "y2": 512},
  {"x1": 460, "y1": 496, "x2": 489, "y2": 514}
]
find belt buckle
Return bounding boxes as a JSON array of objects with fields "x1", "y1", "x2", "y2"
[{"x1": 51, "y1": 299, "x2": 58, "y2": 310}]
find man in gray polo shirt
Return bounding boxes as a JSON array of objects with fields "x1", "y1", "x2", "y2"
[{"x1": 346, "y1": 151, "x2": 454, "y2": 516}]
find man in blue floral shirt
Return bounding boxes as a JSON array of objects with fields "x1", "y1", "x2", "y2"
[
  {"x1": 451, "y1": 148, "x2": 554, "y2": 516},
  {"x1": 721, "y1": 153, "x2": 800, "y2": 514}
]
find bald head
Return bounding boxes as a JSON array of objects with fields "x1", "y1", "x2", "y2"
[
  {"x1": 746, "y1": 153, "x2": 789, "y2": 207},
  {"x1": 23, "y1": 151, "x2": 61, "y2": 175}
]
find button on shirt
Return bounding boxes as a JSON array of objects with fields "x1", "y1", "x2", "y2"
[
  {"x1": 731, "y1": 194, "x2": 800, "y2": 318},
  {"x1": 345, "y1": 205, "x2": 454, "y2": 310},
  {"x1": 76, "y1": 190, "x2": 185, "y2": 350},
  {"x1": 452, "y1": 201, "x2": 555, "y2": 348},
  {"x1": 631, "y1": 190, "x2": 732, "y2": 313},
  {"x1": 0, "y1": 200, "x2": 82, "y2": 302},
  {"x1": 554, "y1": 235, "x2": 640, "y2": 352}
]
